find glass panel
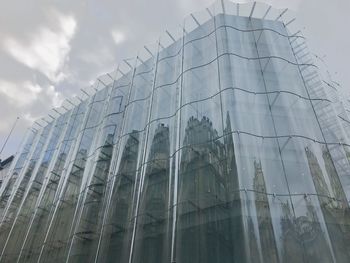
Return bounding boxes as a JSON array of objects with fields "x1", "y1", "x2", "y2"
[
  {"x1": 97, "y1": 131, "x2": 141, "y2": 263},
  {"x1": 67, "y1": 82, "x2": 128, "y2": 262},
  {"x1": 1, "y1": 113, "x2": 70, "y2": 262},
  {"x1": 0, "y1": 122, "x2": 53, "y2": 252},
  {"x1": 18, "y1": 102, "x2": 87, "y2": 263},
  {"x1": 0, "y1": 129, "x2": 38, "y2": 219},
  {"x1": 38, "y1": 91, "x2": 109, "y2": 262}
]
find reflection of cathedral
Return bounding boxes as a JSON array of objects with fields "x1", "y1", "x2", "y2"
[
  {"x1": 176, "y1": 115, "x2": 244, "y2": 263},
  {"x1": 323, "y1": 148, "x2": 348, "y2": 205},
  {"x1": 0, "y1": 155, "x2": 52, "y2": 262},
  {"x1": 132, "y1": 123, "x2": 171, "y2": 263},
  {"x1": 248, "y1": 160, "x2": 279, "y2": 263},
  {"x1": 97, "y1": 130, "x2": 140, "y2": 263},
  {"x1": 280, "y1": 197, "x2": 333, "y2": 262},
  {"x1": 17, "y1": 151, "x2": 68, "y2": 263},
  {"x1": 38, "y1": 146, "x2": 90, "y2": 262},
  {"x1": 0, "y1": 171, "x2": 18, "y2": 221},
  {"x1": 0, "y1": 157, "x2": 38, "y2": 254},
  {"x1": 305, "y1": 146, "x2": 350, "y2": 262},
  {"x1": 68, "y1": 133, "x2": 115, "y2": 262}
]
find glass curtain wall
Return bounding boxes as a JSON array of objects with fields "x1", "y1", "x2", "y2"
[
  {"x1": 18, "y1": 102, "x2": 88, "y2": 263},
  {"x1": 0, "y1": 122, "x2": 54, "y2": 254},
  {"x1": 0, "y1": 1, "x2": 350, "y2": 263},
  {"x1": 0, "y1": 112, "x2": 71, "y2": 262},
  {"x1": 0, "y1": 129, "x2": 38, "y2": 219}
]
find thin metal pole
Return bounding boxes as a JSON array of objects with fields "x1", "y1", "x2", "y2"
[
  {"x1": 52, "y1": 108, "x2": 62, "y2": 116},
  {"x1": 221, "y1": 0, "x2": 226, "y2": 14},
  {"x1": 262, "y1": 6, "x2": 272, "y2": 19},
  {"x1": 249, "y1": 2, "x2": 256, "y2": 19},
  {"x1": 124, "y1": 59, "x2": 133, "y2": 69},
  {"x1": 166, "y1": 30, "x2": 176, "y2": 43},
  {"x1": 206, "y1": 8, "x2": 213, "y2": 18},
  {"x1": 190, "y1": 14, "x2": 201, "y2": 27},
  {"x1": 98, "y1": 78, "x2": 108, "y2": 87},
  {"x1": 286, "y1": 18, "x2": 296, "y2": 27},
  {"x1": 0, "y1": 117, "x2": 20, "y2": 158},
  {"x1": 80, "y1": 88, "x2": 90, "y2": 97},
  {"x1": 275, "y1": 8, "x2": 288, "y2": 21},
  {"x1": 144, "y1": 46, "x2": 154, "y2": 57}
]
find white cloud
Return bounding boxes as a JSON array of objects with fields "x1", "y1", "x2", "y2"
[
  {"x1": 111, "y1": 30, "x2": 125, "y2": 45},
  {"x1": 178, "y1": 0, "x2": 213, "y2": 14},
  {"x1": 78, "y1": 47, "x2": 114, "y2": 68},
  {"x1": 260, "y1": 0, "x2": 303, "y2": 10},
  {"x1": 3, "y1": 12, "x2": 77, "y2": 83},
  {"x1": 0, "y1": 79, "x2": 63, "y2": 123},
  {"x1": 229, "y1": 0, "x2": 303, "y2": 11},
  {"x1": 23, "y1": 113, "x2": 37, "y2": 124},
  {"x1": 46, "y1": 85, "x2": 64, "y2": 108},
  {"x1": 0, "y1": 80, "x2": 42, "y2": 107},
  {"x1": 178, "y1": 0, "x2": 303, "y2": 12}
]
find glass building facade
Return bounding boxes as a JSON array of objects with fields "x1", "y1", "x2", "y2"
[{"x1": 0, "y1": 1, "x2": 350, "y2": 262}]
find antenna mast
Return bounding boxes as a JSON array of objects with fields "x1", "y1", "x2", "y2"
[{"x1": 0, "y1": 116, "x2": 20, "y2": 158}]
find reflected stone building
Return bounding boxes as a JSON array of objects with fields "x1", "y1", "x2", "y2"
[
  {"x1": 0, "y1": 156, "x2": 14, "y2": 189},
  {"x1": 0, "y1": 1, "x2": 350, "y2": 262}
]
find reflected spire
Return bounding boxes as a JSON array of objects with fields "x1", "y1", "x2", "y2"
[
  {"x1": 251, "y1": 160, "x2": 278, "y2": 262},
  {"x1": 176, "y1": 115, "x2": 243, "y2": 263},
  {"x1": 132, "y1": 123, "x2": 171, "y2": 263}
]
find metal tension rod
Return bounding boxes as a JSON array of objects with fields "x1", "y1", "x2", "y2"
[
  {"x1": 182, "y1": 27, "x2": 189, "y2": 35},
  {"x1": 144, "y1": 46, "x2": 154, "y2": 57},
  {"x1": 61, "y1": 105, "x2": 69, "y2": 111},
  {"x1": 262, "y1": 6, "x2": 272, "y2": 20},
  {"x1": 290, "y1": 36, "x2": 300, "y2": 44},
  {"x1": 98, "y1": 78, "x2": 108, "y2": 87},
  {"x1": 117, "y1": 68, "x2": 126, "y2": 77},
  {"x1": 166, "y1": 30, "x2": 176, "y2": 43},
  {"x1": 286, "y1": 18, "x2": 296, "y2": 27},
  {"x1": 65, "y1": 99, "x2": 76, "y2": 107},
  {"x1": 159, "y1": 42, "x2": 165, "y2": 49},
  {"x1": 294, "y1": 42, "x2": 306, "y2": 50},
  {"x1": 75, "y1": 96, "x2": 83, "y2": 103},
  {"x1": 249, "y1": 2, "x2": 257, "y2": 19},
  {"x1": 206, "y1": 8, "x2": 213, "y2": 18},
  {"x1": 220, "y1": 0, "x2": 226, "y2": 14},
  {"x1": 92, "y1": 85, "x2": 98, "y2": 92},
  {"x1": 137, "y1": 56, "x2": 145, "y2": 64},
  {"x1": 291, "y1": 30, "x2": 301, "y2": 37},
  {"x1": 34, "y1": 121, "x2": 43, "y2": 127},
  {"x1": 80, "y1": 88, "x2": 90, "y2": 97},
  {"x1": 123, "y1": 59, "x2": 133, "y2": 69},
  {"x1": 47, "y1": 114, "x2": 55, "y2": 120},
  {"x1": 190, "y1": 14, "x2": 201, "y2": 27},
  {"x1": 106, "y1": 73, "x2": 115, "y2": 80},
  {"x1": 52, "y1": 108, "x2": 62, "y2": 116},
  {"x1": 40, "y1": 118, "x2": 50, "y2": 125},
  {"x1": 276, "y1": 8, "x2": 288, "y2": 21}
]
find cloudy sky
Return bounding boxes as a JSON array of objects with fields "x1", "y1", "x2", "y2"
[{"x1": 0, "y1": 0, "x2": 349, "y2": 158}]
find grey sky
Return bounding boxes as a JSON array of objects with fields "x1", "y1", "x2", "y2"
[{"x1": 0, "y1": 0, "x2": 349, "y2": 158}]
